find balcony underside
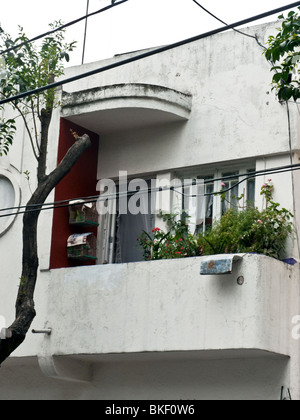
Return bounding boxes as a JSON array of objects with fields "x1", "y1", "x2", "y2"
[{"x1": 61, "y1": 83, "x2": 192, "y2": 134}]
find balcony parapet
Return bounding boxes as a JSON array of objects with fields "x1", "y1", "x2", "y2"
[{"x1": 39, "y1": 254, "x2": 298, "y2": 365}]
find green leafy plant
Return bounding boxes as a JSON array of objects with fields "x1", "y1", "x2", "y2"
[
  {"x1": 0, "y1": 22, "x2": 76, "y2": 163},
  {"x1": 137, "y1": 213, "x2": 203, "y2": 261},
  {"x1": 200, "y1": 180, "x2": 294, "y2": 259},
  {"x1": 264, "y1": 7, "x2": 300, "y2": 101},
  {"x1": 0, "y1": 118, "x2": 16, "y2": 156},
  {"x1": 138, "y1": 181, "x2": 294, "y2": 261}
]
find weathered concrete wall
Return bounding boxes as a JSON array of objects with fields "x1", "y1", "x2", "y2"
[
  {"x1": 1, "y1": 254, "x2": 298, "y2": 400},
  {"x1": 61, "y1": 23, "x2": 299, "y2": 180}
]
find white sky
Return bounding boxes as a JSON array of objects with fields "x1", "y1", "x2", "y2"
[{"x1": 0, "y1": 0, "x2": 299, "y2": 66}]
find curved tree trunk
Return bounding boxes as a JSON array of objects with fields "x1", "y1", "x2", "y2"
[{"x1": 0, "y1": 134, "x2": 91, "y2": 365}]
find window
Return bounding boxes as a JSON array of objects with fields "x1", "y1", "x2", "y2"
[
  {"x1": 246, "y1": 169, "x2": 256, "y2": 207},
  {"x1": 221, "y1": 172, "x2": 239, "y2": 215},
  {"x1": 98, "y1": 179, "x2": 154, "y2": 264},
  {"x1": 198, "y1": 177, "x2": 214, "y2": 234},
  {"x1": 174, "y1": 166, "x2": 256, "y2": 234},
  {"x1": 97, "y1": 165, "x2": 257, "y2": 264}
]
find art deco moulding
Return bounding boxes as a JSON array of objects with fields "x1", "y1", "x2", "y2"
[{"x1": 0, "y1": 169, "x2": 21, "y2": 237}]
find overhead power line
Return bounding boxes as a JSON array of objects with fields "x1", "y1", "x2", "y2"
[
  {"x1": 0, "y1": 0, "x2": 128, "y2": 56},
  {"x1": 1, "y1": 162, "x2": 300, "y2": 219},
  {"x1": 0, "y1": 1, "x2": 299, "y2": 106},
  {"x1": 192, "y1": 0, "x2": 266, "y2": 47}
]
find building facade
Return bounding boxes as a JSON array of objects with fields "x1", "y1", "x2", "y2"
[{"x1": 0, "y1": 21, "x2": 300, "y2": 400}]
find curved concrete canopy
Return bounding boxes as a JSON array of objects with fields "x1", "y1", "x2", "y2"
[{"x1": 61, "y1": 83, "x2": 192, "y2": 135}]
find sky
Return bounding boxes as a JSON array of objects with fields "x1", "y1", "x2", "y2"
[{"x1": 0, "y1": 0, "x2": 299, "y2": 67}]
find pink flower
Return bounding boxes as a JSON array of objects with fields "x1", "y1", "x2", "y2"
[
  {"x1": 221, "y1": 182, "x2": 226, "y2": 187},
  {"x1": 257, "y1": 219, "x2": 263, "y2": 224}
]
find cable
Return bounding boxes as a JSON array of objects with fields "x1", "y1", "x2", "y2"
[
  {"x1": 192, "y1": 0, "x2": 262, "y2": 43},
  {"x1": 82, "y1": 0, "x2": 90, "y2": 65},
  {"x1": 1, "y1": 162, "x2": 300, "y2": 219},
  {"x1": 286, "y1": 100, "x2": 300, "y2": 258},
  {"x1": 1, "y1": 161, "x2": 300, "y2": 213},
  {"x1": 3, "y1": 162, "x2": 300, "y2": 212},
  {"x1": 0, "y1": 0, "x2": 128, "y2": 56},
  {"x1": 192, "y1": 0, "x2": 266, "y2": 50},
  {"x1": 0, "y1": 1, "x2": 299, "y2": 106}
]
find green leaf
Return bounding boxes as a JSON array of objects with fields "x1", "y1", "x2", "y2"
[
  {"x1": 270, "y1": 66, "x2": 282, "y2": 72},
  {"x1": 278, "y1": 86, "x2": 293, "y2": 101},
  {"x1": 273, "y1": 73, "x2": 283, "y2": 83}
]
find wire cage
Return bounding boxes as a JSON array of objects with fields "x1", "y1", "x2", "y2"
[
  {"x1": 67, "y1": 233, "x2": 97, "y2": 261},
  {"x1": 69, "y1": 200, "x2": 99, "y2": 227}
]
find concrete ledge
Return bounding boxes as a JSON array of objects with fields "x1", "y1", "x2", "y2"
[
  {"x1": 61, "y1": 83, "x2": 192, "y2": 134},
  {"x1": 41, "y1": 254, "x2": 298, "y2": 359}
]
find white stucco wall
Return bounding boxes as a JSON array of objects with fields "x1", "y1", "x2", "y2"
[
  {"x1": 33, "y1": 255, "x2": 297, "y2": 358},
  {"x1": 61, "y1": 22, "x2": 299, "y2": 181},
  {"x1": 1, "y1": 254, "x2": 298, "y2": 400}
]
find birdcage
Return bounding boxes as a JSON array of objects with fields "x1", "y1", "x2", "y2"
[
  {"x1": 67, "y1": 233, "x2": 97, "y2": 261},
  {"x1": 69, "y1": 200, "x2": 99, "y2": 227}
]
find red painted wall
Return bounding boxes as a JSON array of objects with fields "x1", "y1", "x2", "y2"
[{"x1": 49, "y1": 118, "x2": 99, "y2": 269}]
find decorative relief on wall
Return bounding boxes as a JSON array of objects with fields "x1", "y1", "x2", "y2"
[{"x1": 0, "y1": 170, "x2": 20, "y2": 236}]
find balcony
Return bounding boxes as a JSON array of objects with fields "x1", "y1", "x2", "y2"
[
  {"x1": 61, "y1": 83, "x2": 192, "y2": 135},
  {"x1": 36, "y1": 253, "x2": 298, "y2": 381}
]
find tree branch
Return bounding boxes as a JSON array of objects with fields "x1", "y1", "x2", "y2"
[
  {"x1": 0, "y1": 134, "x2": 92, "y2": 365},
  {"x1": 14, "y1": 102, "x2": 40, "y2": 161},
  {"x1": 30, "y1": 97, "x2": 41, "y2": 155}
]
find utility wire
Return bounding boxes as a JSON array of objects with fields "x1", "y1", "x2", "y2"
[
  {"x1": 1, "y1": 162, "x2": 300, "y2": 219},
  {"x1": 0, "y1": 1, "x2": 299, "y2": 106},
  {"x1": 192, "y1": 0, "x2": 266, "y2": 48},
  {"x1": 0, "y1": 0, "x2": 128, "y2": 56}
]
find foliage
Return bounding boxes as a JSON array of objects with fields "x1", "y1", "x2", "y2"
[
  {"x1": 0, "y1": 22, "x2": 76, "y2": 157},
  {"x1": 137, "y1": 214, "x2": 202, "y2": 261},
  {"x1": 264, "y1": 7, "x2": 300, "y2": 101},
  {"x1": 138, "y1": 181, "x2": 294, "y2": 261},
  {"x1": 0, "y1": 118, "x2": 16, "y2": 156}
]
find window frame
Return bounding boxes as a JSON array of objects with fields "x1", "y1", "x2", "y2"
[
  {"x1": 173, "y1": 165, "x2": 256, "y2": 234},
  {"x1": 97, "y1": 165, "x2": 257, "y2": 264}
]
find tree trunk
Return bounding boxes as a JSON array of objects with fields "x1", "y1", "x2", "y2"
[{"x1": 0, "y1": 134, "x2": 91, "y2": 365}]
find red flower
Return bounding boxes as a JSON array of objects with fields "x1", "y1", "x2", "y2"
[{"x1": 152, "y1": 227, "x2": 160, "y2": 232}]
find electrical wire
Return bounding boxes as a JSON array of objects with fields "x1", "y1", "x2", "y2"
[
  {"x1": 193, "y1": 0, "x2": 265, "y2": 42},
  {"x1": 192, "y1": 0, "x2": 265, "y2": 46},
  {"x1": 286, "y1": 100, "x2": 300, "y2": 257},
  {"x1": 0, "y1": 0, "x2": 128, "y2": 56},
  {"x1": 0, "y1": 1, "x2": 299, "y2": 106},
  {"x1": 1, "y1": 162, "x2": 300, "y2": 219}
]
